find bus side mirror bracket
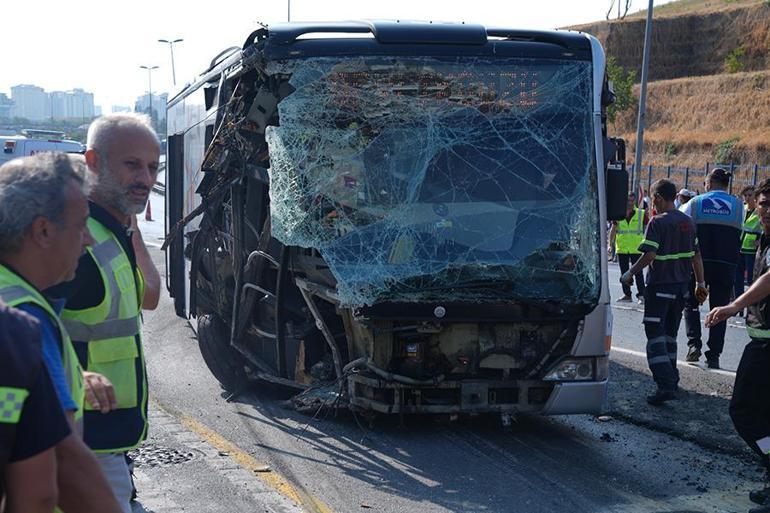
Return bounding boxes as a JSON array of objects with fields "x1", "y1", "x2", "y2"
[{"x1": 605, "y1": 137, "x2": 628, "y2": 221}]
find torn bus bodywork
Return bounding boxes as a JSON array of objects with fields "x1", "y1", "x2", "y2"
[{"x1": 165, "y1": 21, "x2": 627, "y2": 415}]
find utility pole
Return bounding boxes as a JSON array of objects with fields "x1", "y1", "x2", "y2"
[
  {"x1": 158, "y1": 38, "x2": 183, "y2": 85},
  {"x1": 287, "y1": 0, "x2": 291, "y2": 22},
  {"x1": 632, "y1": 0, "x2": 655, "y2": 195},
  {"x1": 139, "y1": 65, "x2": 159, "y2": 130}
]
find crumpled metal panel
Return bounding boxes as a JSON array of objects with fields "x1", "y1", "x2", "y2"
[{"x1": 265, "y1": 56, "x2": 599, "y2": 307}]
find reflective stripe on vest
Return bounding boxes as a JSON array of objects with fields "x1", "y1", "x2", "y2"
[
  {"x1": 61, "y1": 217, "x2": 147, "y2": 453},
  {"x1": 616, "y1": 207, "x2": 645, "y2": 254},
  {"x1": 747, "y1": 326, "x2": 770, "y2": 339},
  {"x1": 0, "y1": 269, "x2": 85, "y2": 423}
]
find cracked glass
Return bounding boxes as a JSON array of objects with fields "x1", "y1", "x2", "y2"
[{"x1": 265, "y1": 56, "x2": 599, "y2": 307}]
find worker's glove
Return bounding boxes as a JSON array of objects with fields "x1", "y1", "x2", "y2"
[
  {"x1": 620, "y1": 271, "x2": 633, "y2": 286},
  {"x1": 695, "y1": 282, "x2": 709, "y2": 305}
]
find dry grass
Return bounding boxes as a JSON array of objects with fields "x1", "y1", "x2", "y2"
[
  {"x1": 613, "y1": 70, "x2": 770, "y2": 166},
  {"x1": 569, "y1": 0, "x2": 770, "y2": 166},
  {"x1": 628, "y1": 0, "x2": 765, "y2": 19}
]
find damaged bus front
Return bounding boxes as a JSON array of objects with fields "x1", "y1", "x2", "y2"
[{"x1": 165, "y1": 21, "x2": 628, "y2": 416}]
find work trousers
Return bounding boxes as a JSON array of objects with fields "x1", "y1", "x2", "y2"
[
  {"x1": 618, "y1": 253, "x2": 646, "y2": 298},
  {"x1": 735, "y1": 253, "x2": 756, "y2": 299},
  {"x1": 96, "y1": 452, "x2": 133, "y2": 513},
  {"x1": 643, "y1": 283, "x2": 686, "y2": 391},
  {"x1": 730, "y1": 338, "x2": 770, "y2": 480},
  {"x1": 684, "y1": 273, "x2": 702, "y2": 348},
  {"x1": 701, "y1": 265, "x2": 734, "y2": 360}
]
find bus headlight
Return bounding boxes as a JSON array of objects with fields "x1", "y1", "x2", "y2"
[{"x1": 543, "y1": 357, "x2": 608, "y2": 381}]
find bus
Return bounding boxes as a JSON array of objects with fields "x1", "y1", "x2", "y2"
[{"x1": 165, "y1": 20, "x2": 627, "y2": 416}]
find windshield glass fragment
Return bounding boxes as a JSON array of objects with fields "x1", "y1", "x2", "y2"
[{"x1": 265, "y1": 56, "x2": 599, "y2": 307}]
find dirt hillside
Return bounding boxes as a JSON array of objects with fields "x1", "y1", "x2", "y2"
[
  {"x1": 572, "y1": 0, "x2": 770, "y2": 166},
  {"x1": 614, "y1": 70, "x2": 770, "y2": 166},
  {"x1": 573, "y1": 2, "x2": 770, "y2": 81}
]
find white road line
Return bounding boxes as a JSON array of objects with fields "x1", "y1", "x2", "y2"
[
  {"x1": 611, "y1": 304, "x2": 746, "y2": 330},
  {"x1": 611, "y1": 346, "x2": 737, "y2": 377}
]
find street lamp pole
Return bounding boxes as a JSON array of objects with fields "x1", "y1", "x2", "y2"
[
  {"x1": 632, "y1": 0, "x2": 655, "y2": 196},
  {"x1": 158, "y1": 38, "x2": 183, "y2": 85},
  {"x1": 139, "y1": 65, "x2": 159, "y2": 130},
  {"x1": 287, "y1": 0, "x2": 291, "y2": 22}
]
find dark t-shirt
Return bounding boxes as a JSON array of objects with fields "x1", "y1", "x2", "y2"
[
  {"x1": 748, "y1": 234, "x2": 770, "y2": 333},
  {"x1": 0, "y1": 303, "x2": 70, "y2": 500},
  {"x1": 9, "y1": 364, "x2": 71, "y2": 462},
  {"x1": 638, "y1": 209, "x2": 698, "y2": 285},
  {"x1": 47, "y1": 201, "x2": 137, "y2": 312}
]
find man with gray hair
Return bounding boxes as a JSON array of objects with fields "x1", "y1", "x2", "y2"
[
  {"x1": 48, "y1": 114, "x2": 161, "y2": 512},
  {"x1": 0, "y1": 152, "x2": 121, "y2": 512}
]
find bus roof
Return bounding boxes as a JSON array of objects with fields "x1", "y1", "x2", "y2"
[{"x1": 170, "y1": 20, "x2": 594, "y2": 106}]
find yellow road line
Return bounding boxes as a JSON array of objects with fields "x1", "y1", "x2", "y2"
[{"x1": 178, "y1": 413, "x2": 335, "y2": 513}]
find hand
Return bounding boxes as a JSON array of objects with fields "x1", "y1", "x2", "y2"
[
  {"x1": 83, "y1": 371, "x2": 117, "y2": 414},
  {"x1": 620, "y1": 271, "x2": 633, "y2": 286},
  {"x1": 704, "y1": 305, "x2": 739, "y2": 327},
  {"x1": 695, "y1": 282, "x2": 709, "y2": 305}
]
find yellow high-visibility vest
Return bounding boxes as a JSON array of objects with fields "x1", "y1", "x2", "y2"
[
  {"x1": 0, "y1": 265, "x2": 85, "y2": 423},
  {"x1": 615, "y1": 207, "x2": 645, "y2": 255},
  {"x1": 61, "y1": 217, "x2": 147, "y2": 453},
  {"x1": 741, "y1": 210, "x2": 762, "y2": 254}
]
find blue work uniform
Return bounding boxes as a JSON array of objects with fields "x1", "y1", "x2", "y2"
[
  {"x1": 680, "y1": 190, "x2": 744, "y2": 363},
  {"x1": 17, "y1": 299, "x2": 78, "y2": 414}
]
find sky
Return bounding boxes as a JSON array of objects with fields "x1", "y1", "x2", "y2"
[{"x1": 1, "y1": 0, "x2": 674, "y2": 112}]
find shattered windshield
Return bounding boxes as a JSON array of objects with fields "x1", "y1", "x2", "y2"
[{"x1": 265, "y1": 56, "x2": 599, "y2": 307}]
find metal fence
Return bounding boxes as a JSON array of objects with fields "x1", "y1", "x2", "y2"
[{"x1": 631, "y1": 163, "x2": 770, "y2": 195}]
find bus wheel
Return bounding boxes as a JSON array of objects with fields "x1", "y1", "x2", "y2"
[{"x1": 197, "y1": 314, "x2": 247, "y2": 392}]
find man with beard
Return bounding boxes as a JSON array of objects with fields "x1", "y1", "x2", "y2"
[{"x1": 48, "y1": 114, "x2": 161, "y2": 513}]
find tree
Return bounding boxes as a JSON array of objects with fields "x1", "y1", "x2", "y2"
[
  {"x1": 606, "y1": 57, "x2": 636, "y2": 123},
  {"x1": 606, "y1": 0, "x2": 633, "y2": 20}
]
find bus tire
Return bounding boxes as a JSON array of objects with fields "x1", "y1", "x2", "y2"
[{"x1": 197, "y1": 314, "x2": 247, "y2": 392}]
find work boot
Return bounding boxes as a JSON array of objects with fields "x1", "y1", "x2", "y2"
[
  {"x1": 750, "y1": 486, "x2": 770, "y2": 506},
  {"x1": 686, "y1": 346, "x2": 701, "y2": 363},
  {"x1": 646, "y1": 389, "x2": 678, "y2": 406},
  {"x1": 616, "y1": 295, "x2": 632, "y2": 303},
  {"x1": 706, "y1": 356, "x2": 720, "y2": 369}
]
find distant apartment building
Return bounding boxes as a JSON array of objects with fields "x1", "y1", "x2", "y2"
[
  {"x1": 111, "y1": 105, "x2": 131, "y2": 113},
  {"x1": 135, "y1": 92, "x2": 169, "y2": 124},
  {"x1": 65, "y1": 88, "x2": 95, "y2": 119},
  {"x1": 11, "y1": 84, "x2": 49, "y2": 121},
  {"x1": 10, "y1": 85, "x2": 95, "y2": 120},
  {"x1": 49, "y1": 91, "x2": 69, "y2": 119},
  {"x1": 0, "y1": 93, "x2": 13, "y2": 119}
]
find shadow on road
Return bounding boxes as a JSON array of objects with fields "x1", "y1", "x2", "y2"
[{"x1": 221, "y1": 377, "x2": 747, "y2": 513}]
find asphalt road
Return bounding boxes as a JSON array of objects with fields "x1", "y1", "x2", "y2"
[
  {"x1": 137, "y1": 246, "x2": 766, "y2": 513},
  {"x1": 607, "y1": 261, "x2": 749, "y2": 373}
]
